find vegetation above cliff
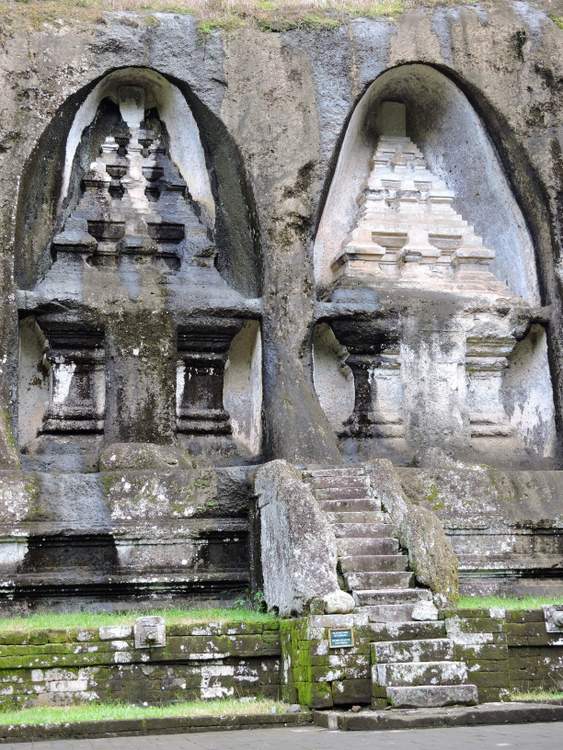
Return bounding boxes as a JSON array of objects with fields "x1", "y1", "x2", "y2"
[{"x1": 0, "y1": 0, "x2": 509, "y2": 33}]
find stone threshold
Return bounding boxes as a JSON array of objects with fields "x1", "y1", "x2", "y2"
[
  {"x1": 313, "y1": 702, "x2": 563, "y2": 731},
  {"x1": 0, "y1": 711, "x2": 312, "y2": 744}
]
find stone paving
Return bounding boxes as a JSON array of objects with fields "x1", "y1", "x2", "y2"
[{"x1": 3, "y1": 722, "x2": 561, "y2": 750}]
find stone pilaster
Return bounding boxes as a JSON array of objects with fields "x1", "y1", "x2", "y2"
[
  {"x1": 38, "y1": 318, "x2": 105, "y2": 435},
  {"x1": 329, "y1": 318, "x2": 399, "y2": 440},
  {"x1": 176, "y1": 318, "x2": 244, "y2": 438},
  {"x1": 465, "y1": 336, "x2": 517, "y2": 439}
]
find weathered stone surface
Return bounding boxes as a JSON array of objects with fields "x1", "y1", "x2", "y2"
[
  {"x1": 255, "y1": 460, "x2": 344, "y2": 616},
  {"x1": 411, "y1": 601, "x2": 440, "y2": 622},
  {"x1": 0, "y1": 620, "x2": 282, "y2": 710},
  {"x1": 323, "y1": 590, "x2": 355, "y2": 615},
  {"x1": 366, "y1": 459, "x2": 459, "y2": 603},
  {"x1": 98, "y1": 443, "x2": 208, "y2": 472},
  {"x1": 0, "y1": 1, "x2": 561, "y2": 611},
  {"x1": 399, "y1": 450, "x2": 563, "y2": 595},
  {"x1": 385, "y1": 684, "x2": 478, "y2": 708}
]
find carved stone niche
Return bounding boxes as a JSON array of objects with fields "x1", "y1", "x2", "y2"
[
  {"x1": 329, "y1": 315, "x2": 400, "y2": 439},
  {"x1": 37, "y1": 317, "x2": 105, "y2": 435},
  {"x1": 176, "y1": 318, "x2": 244, "y2": 441}
]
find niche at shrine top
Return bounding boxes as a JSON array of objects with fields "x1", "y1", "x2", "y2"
[
  {"x1": 314, "y1": 64, "x2": 540, "y2": 306},
  {"x1": 60, "y1": 69, "x2": 214, "y2": 230}
]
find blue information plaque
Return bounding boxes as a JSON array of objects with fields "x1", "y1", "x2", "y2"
[{"x1": 329, "y1": 628, "x2": 354, "y2": 649}]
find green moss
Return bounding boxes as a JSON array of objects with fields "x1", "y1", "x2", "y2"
[
  {"x1": 0, "y1": 0, "x2": 408, "y2": 34},
  {"x1": 550, "y1": 15, "x2": 563, "y2": 30},
  {"x1": 0, "y1": 698, "x2": 290, "y2": 725},
  {"x1": 0, "y1": 409, "x2": 17, "y2": 452},
  {"x1": 457, "y1": 595, "x2": 563, "y2": 611},
  {"x1": 257, "y1": 12, "x2": 340, "y2": 32},
  {"x1": 509, "y1": 690, "x2": 563, "y2": 702},
  {"x1": 198, "y1": 14, "x2": 245, "y2": 35},
  {"x1": 425, "y1": 482, "x2": 444, "y2": 510}
]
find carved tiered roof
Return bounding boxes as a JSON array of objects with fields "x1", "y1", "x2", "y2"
[
  {"x1": 52, "y1": 85, "x2": 214, "y2": 270},
  {"x1": 332, "y1": 135, "x2": 515, "y2": 298}
]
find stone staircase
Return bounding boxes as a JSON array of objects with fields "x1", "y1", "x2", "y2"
[{"x1": 304, "y1": 466, "x2": 478, "y2": 709}]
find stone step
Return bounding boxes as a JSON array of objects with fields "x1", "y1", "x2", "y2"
[
  {"x1": 313, "y1": 487, "x2": 371, "y2": 501},
  {"x1": 337, "y1": 538, "x2": 399, "y2": 556},
  {"x1": 364, "y1": 604, "x2": 418, "y2": 622},
  {"x1": 304, "y1": 468, "x2": 367, "y2": 479},
  {"x1": 374, "y1": 661, "x2": 469, "y2": 688},
  {"x1": 322, "y1": 499, "x2": 378, "y2": 513},
  {"x1": 345, "y1": 571, "x2": 415, "y2": 590},
  {"x1": 354, "y1": 587, "x2": 432, "y2": 606},
  {"x1": 372, "y1": 638, "x2": 454, "y2": 664},
  {"x1": 308, "y1": 476, "x2": 369, "y2": 490},
  {"x1": 333, "y1": 522, "x2": 392, "y2": 538},
  {"x1": 327, "y1": 511, "x2": 386, "y2": 524},
  {"x1": 385, "y1": 684, "x2": 479, "y2": 708},
  {"x1": 339, "y1": 554, "x2": 409, "y2": 573},
  {"x1": 369, "y1": 621, "x2": 447, "y2": 641}
]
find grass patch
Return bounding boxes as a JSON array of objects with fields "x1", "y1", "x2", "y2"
[
  {"x1": 0, "y1": 0, "x2": 455, "y2": 33},
  {"x1": 0, "y1": 698, "x2": 288, "y2": 725},
  {"x1": 457, "y1": 595, "x2": 563, "y2": 611},
  {"x1": 510, "y1": 690, "x2": 563, "y2": 703},
  {"x1": 550, "y1": 15, "x2": 563, "y2": 30},
  {"x1": 0, "y1": 607, "x2": 277, "y2": 633}
]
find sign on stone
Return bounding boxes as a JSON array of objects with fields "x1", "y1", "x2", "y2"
[
  {"x1": 134, "y1": 616, "x2": 166, "y2": 648},
  {"x1": 329, "y1": 628, "x2": 354, "y2": 649}
]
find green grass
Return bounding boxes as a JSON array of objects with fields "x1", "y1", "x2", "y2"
[
  {"x1": 457, "y1": 595, "x2": 563, "y2": 611},
  {"x1": 510, "y1": 690, "x2": 563, "y2": 703},
  {"x1": 0, "y1": 607, "x2": 276, "y2": 633},
  {"x1": 0, "y1": 698, "x2": 288, "y2": 726},
  {"x1": 551, "y1": 16, "x2": 563, "y2": 30},
  {"x1": 0, "y1": 0, "x2": 427, "y2": 33}
]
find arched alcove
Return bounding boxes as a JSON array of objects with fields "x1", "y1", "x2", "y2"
[
  {"x1": 313, "y1": 64, "x2": 557, "y2": 466},
  {"x1": 15, "y1": 66, "x2": 261, "y2": 298},
  {"x1": 314, "y1": 63, "x2": 539, "y2": 304}
]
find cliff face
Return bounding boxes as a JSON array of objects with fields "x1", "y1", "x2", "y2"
[{"x1": 0, "y1": 1, "x2": 562, "y2": 463}]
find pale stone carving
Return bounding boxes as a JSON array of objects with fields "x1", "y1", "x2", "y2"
[
  {"x1": 465, "y1": 336, "x2": 517, "y2": 438},
  {"x1": 332, "y1": 134, "x2": 513, "y2": 298}
]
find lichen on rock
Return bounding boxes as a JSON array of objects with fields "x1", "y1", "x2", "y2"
[
  {"x1": 255, "y1": 459, "x2": 348, "y2": 616},
  {"x1": 366, "y1": 458, "x2": 459, "y2": 604}
]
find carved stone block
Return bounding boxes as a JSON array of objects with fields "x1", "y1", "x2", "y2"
[
  {"x1": 544, "y1": 606, "x2": 563, "y2": 633},
  {"x1": 134, "y1": 616, "x2": 166, "y2": 648}
]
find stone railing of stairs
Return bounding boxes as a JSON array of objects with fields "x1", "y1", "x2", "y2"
[{"x1": 301, "y1": 466, "x2": 478, "y2": 709}]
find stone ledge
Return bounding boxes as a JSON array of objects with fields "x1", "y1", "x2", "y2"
[
  {"x1": 0, "y1": 711, "x2": 312, "y2": 743},
  {"x1": 313, "y1": 702, "x2": 563, "y2": 731}
]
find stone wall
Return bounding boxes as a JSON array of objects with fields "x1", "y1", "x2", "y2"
[
  {"x1": 399, "y1": 460, "x2": 563, "y2": 596},
  {"x1": 281, "y1": 608, "x2": 563, "y2": 708},
  {"x1": 446, "y1": 608, "x2": 563, "y2": 702},
  {"x1": 280, "y1": 612, "x2": 376, "y2": 708},
  {"x1": 1, "y1": 0, "x2": 562, "y2": 467},
  {"x1": 0, "y1": 619, "x2": 281, "y2": 710}
]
